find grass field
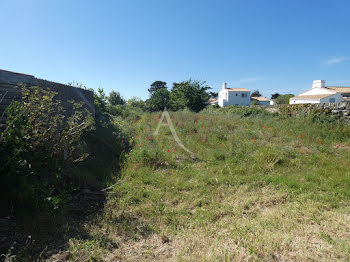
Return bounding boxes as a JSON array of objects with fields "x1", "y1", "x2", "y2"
[{"x1": 49, "y1": 108, "x2": 350, "y2": 261}]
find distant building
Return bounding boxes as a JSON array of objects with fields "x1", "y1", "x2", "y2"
[
  {"x1": 208, "y1": 98, "x2": 218, "y2": 105},
  {"x1": 326, "y1": 86, "x2": 350, "y2": 101},
  {"x1": 250, "y1": 96, "x2": 273, "y2": 105},
  {"x1": 218, "y1": 82, "x2": 251, "y2": 107},
  {"x1": 290, "y1": 80, "x2": 343, "y2": 104}
]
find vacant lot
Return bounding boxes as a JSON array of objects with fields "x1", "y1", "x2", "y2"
[{"x1": 46, "y1": 108, "x2": 350, "y2": 261}]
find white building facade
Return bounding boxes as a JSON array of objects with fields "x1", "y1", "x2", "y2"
[
  {"x1": 251, "y1": 96, "x2": 273, "y2": 105},
  {"x1": 290, "y1": 80, "x2": 343, "y2": 104},
  {"x1": 218, "y1": 82, "x2": 251, "y2": 107}
]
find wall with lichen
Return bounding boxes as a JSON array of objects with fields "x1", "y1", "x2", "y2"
[
  {"x1": 0, "y1": 70, "x2": 95, "y2": 122},
  {"x1": 262, "y1": 102, "x2": 350, "y2": 122}
]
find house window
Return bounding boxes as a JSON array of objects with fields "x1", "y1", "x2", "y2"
[{"x1": 329, "y1": 98, "x2": 335, "y2": 103}]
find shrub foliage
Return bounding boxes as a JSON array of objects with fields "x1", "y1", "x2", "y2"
[{"x1": 0, "y1": 86, "x2": 127, "y2": 213}]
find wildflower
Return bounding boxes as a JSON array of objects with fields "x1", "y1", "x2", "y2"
[
  {"x1": 167, "y1": 149, "x2": 170, "y2": 152},
  {"x1": 121, "y1": 139, "x2": 124, "y2": 143}
]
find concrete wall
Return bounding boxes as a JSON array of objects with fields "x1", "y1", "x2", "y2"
[
  {"x1": 0, "y1": 70, "x2": 95, "y2": 122},
  {"x1": 290, "y1": 99, "x2": 322, "y2": 104}
]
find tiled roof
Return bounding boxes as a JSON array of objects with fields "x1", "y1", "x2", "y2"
[
  {"x1": 326, "y1": 86, "x2": 350, "y2": 94},
  {"x1": 291, "y1": 94, "x2": 334, "y2": 100},
  {"x1": 251, "y1": 96, "x2": 270, "y2": 101},
  {"x1": 225, "y1": 88, "x2": 250, "y2": 92}
]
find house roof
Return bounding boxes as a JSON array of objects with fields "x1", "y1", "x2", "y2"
[
  {"x1": 208, "y1": 98, "x2": 217, "y2": 103},
  {"x1": 251, "y1": 96, "x2": 270, "y2": 101},
  {"x1": 225, "y1": 88, "x2": 250, "y2": 92},
  {"x1": 291, "y1": 93, "x2": 335, "y2": 100},
  {"x1": 326, "y1": 86, "x2": 350, "y2": 94}
]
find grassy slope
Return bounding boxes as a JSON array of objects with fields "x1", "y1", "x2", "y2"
[{"x1": 55, "y1": 109, "x2": 350, "y2": 261}]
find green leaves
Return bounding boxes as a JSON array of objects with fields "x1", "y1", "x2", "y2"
[
  {"x1": 146, "y1": 88, "x2": 170, "y2": 112},
  {"x1": 107, "y1": 91, "x2": 125, "y2": 106},
  {"x1": 0, "y1": 86, "x2": 94, "y2": 212},
  {"x1": 170, "y1": 79, "x2": 211, "y2": 112}
]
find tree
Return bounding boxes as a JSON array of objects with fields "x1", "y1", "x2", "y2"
[
  {"x1": 250, "y1": 90, "x2": 262, "y2": 97},
  {"x1": 108, "y1": 91, "x2": 125, "y2": 106},
  {"x1": 128, "y1": 97, "x2": 145, "y2": 109},
  {"x1": 170, "y1": 80, "x2": 211, "y2": 112},
  {"x1": 209, "y1": 92, "x2": 218, "y2": 98},
  {"x1": 148, "y1": 81, "x2": 167, "y2": 95},
  {"x1": 271, "y1": 93, "x2": 280, "y2": 99},
  {"x1": 94, "y1": 88, "x2": 110, "y2": 125},
  {"x1": 275, "y1": 94, "x2": 294, "y2": 104},
  {"x1": 146, "y1": 88, "x2": 170, "y2": 111}
]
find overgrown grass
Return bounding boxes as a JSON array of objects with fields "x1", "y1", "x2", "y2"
[{"x1": 12, "y1": 108, "x2": 350, "y2": 261}]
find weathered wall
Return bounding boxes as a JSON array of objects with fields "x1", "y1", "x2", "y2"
[
  {"x1": 0, "y1": 70, "x2": 95, "y2": 122},
  {"x1": 263, "y1": 102, "x2": 350, "y2": 122}
]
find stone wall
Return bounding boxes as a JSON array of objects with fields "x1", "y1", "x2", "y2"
[
  {"x1": 314, "y1": 102, "x2": 350, "y2": 122},
  {"x1": 263, "y1": 102, "x2": 350, "y2": 122},
  {"x1": 0, "y1": 70, "x2": 95, "y2": 122}
]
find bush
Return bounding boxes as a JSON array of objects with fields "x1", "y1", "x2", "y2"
[
  {"x1": 0, "y1": 86, "x2": 129, "y2": 214},
  {"x1": 203, "y1": 105, "x2": 273, "y2": 117},
  {"x1": 275, "y1": 94, "x2": 294, "y2": 104}
]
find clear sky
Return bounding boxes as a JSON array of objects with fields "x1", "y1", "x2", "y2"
[{"x1": 1, "y1": 0, "x2": 350, "y2": 99}]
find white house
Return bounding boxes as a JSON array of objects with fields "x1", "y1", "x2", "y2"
[
  {"x1": 218, "y1": 82, "x2": 251, "y2": 107},
  {"x1": 290, "y1": 80, "x2": 343, "y2": 104},
  {"x1": 251, "y1": 96, "x2": 273, "y2": 105}
]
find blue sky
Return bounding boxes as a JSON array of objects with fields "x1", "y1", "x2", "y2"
[{"x1": 1, "y1": 0, "x2": 350, "y2": 99}]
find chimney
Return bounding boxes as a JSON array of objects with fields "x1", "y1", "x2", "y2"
[
  {"x1": 312, "y1": 80, "x2": 325, "y2": 89},
  {"x1": 222, "y1": 82, "x2": 227, "y2": 89}
]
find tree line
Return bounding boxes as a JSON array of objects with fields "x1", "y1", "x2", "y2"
[
  {"x1": 106, "y1": 79, "x2": 212, "y2": 113},
  {"x1": 104, "y1": 81, "x2": 294, "y2": 116}
]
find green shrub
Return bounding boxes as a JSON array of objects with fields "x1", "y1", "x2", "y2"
[{"x1": 0, "y1": 86, "x2": 130, "y2": 214}]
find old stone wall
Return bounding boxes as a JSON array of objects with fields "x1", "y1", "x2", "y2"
[
  {"x1": 263, "y1": 102, "x2": 350, "y2": 122},
  {"x1": 0, "y1": 70, "x2": 95, "y2": 122}
]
